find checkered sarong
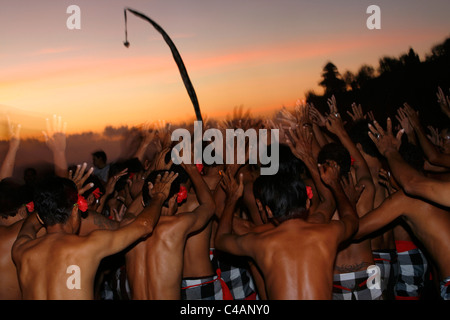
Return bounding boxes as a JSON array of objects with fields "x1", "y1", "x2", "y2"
[
  {"x1": 440, "y1": 276, "x2": 450, "y2": 300},
  {"x1": 373, "y1": 250, "x2": 398, "y2": 300},
  {"x1": 332, "y1": 269, "x2": 383, "y2": 300},
  {"x1": 394, "y1": 246, "x2": 428, "y2": 300},
  {"x1": 210, "y1": 249, "x2": 258, "y2": 300},
  {"x1": 181, "y1": 269, "x2": 231, "y2": 300}
]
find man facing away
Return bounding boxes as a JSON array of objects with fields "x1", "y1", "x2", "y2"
[
  {"x1": 215, "y1": 160, "x2": 359, "y2": 300},
  {"x1": 122, "y1": 163, "x2": 216, "y2": 300},
  {"x1": 11, "y1": 172, "x2": 177, "y2": 300}
]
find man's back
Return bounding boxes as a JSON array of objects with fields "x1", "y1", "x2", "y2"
[
  {"x1": 125, "y1": 215, "x2": 192, "y2": 300},
  {"x1": 244, "y1": 219, "x2": 342, "y2": 300},
  {"x1": 14, "y1": 233, "x2": 101, "y2": 300},
  {"x1": 0, "y1": 221, "x2": 24, "y2": 299}
]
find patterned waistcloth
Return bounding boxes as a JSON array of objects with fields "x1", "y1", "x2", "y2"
[
  {"x1": 332, "y1": 268, "x2": 383, "y2": 300},
  {"x1": 181, "y1": 268, "x2": 233, "y2": 300},
  {"x1": 211, "y1": 248, "x2": 258, "y2": 300},
  {"x1": 394, "y1": 241, "x2": 428, "y2": 300},
  {"x1": 372, "y1": 249, "x2": 398, "y2": 300},
  {"x1": 440, "y1": 276, "x2": 450, "y2": 300},
  {"x1": 181, "y1": 249, "x2": 258, "y2": 300}
]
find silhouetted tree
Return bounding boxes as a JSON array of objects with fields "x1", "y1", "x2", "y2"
[
  {"x1": 319, "y1": 62, "x2": 347, "y2": 96},
  {"x1": 343, "y1": 71, "x2": 358, "y2": 91},
  {"x1": 356, "y1": 65, "x2": 375, "y2": 88}
]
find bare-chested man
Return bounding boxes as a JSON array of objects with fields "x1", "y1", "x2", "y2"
[
  {"x1": 324, "y1": 107, "x2": 382, "y2": 300},
  {"x1": 0, "y1": 179, "x2": 29, "y2": 300},
  {"x1": 123, "y1": 163, "x2": 215, "y2": 300},
  {"x1": 11, "y1": 172, "x2": 176, "y2": 300},
  {"x1": 215, "y1": 149, "x2": 359, "y2": 300},
  {"x1": 365, "y1": 117, "x2": 450, "y2": 300}
]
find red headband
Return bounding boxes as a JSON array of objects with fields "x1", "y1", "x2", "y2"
[
  {"x1": 306, "y1": 186, "x2": 313, "y2": 200},
  {"x1": 177, "y1": 186, "x2": 188, "y2": 204},
  {"x1": 76, "y1": 195, "x2": 89, "y2": 212}
]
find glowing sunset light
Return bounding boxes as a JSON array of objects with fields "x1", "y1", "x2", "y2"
[{"x1": 1, "y1": 0, "x2": 449, "y2": 139}]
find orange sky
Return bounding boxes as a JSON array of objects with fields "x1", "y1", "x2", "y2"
[{"x1": 1, "y1": 0, "x2": 450, "y2": 139}]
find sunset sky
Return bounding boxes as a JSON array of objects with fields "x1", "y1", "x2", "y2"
[{"x1": 1, "y1": 0, "x2": 450, "y2": 139}]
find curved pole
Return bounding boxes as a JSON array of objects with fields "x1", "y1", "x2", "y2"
[{"x1": 124, "y1": 7, "x2": 203, "y2": 122}]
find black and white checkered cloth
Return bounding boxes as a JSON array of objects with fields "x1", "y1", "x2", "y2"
[
  {"x1": 181, "y1": 274, "x2": 225, "y2": 300},
  {"x1": 180, "y1": 249, "x2": 258, "y2": 300},
  {"x1": 394, "y1": 247, "x2": 428, "y2": 299},
  {"x1": 332, "y1": 269, "x2": 383, "y2": 300},
  {"x1": 373, "y1": 250, "x2": 398, "y2": 300},
  {"x1": 440, "y1": 276, "x2": 450, "y2": 300}
]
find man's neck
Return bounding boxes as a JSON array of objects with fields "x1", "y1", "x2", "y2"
[{"x1": 46, "y1": 223, "x2": 77, "y2": 235}]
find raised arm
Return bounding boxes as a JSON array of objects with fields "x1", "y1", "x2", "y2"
[
  {"x1": 90, "y1": 171, "x2": 178, "y2": 257},
  {"x1": 215, "y1": 170, "x2": 253, "y2": 256},
  {"x1": 133, "y1": 123, "x2": 156, "y2": 164},
  {"x1": 178, "y1": 162, "x2": 216, "y2": 234},
  {"x1": 355, "y1": 190, "x2": 407, "y2": 240},
  {"x1": 319, "y1": 162, "x2": 359, "y2": 243},
  {"x1": 325, "y1": 100, "x2": 375, "y2": 215},
  {"x1": 42, "y1": 115, "x2": 68, "y2": 178},
  {"x1": 286, "y1": 125, "x2": 335, "y2": 222},
  {"x1": 0, "y1": 117, "x2": 21, "y2": 180},
  {"x1": 368, "y1": 117, "x2": 450, "y2": 207},
  {"x1": 403, "y1": 103, "x2": 450, "y2": 168},
  {"x1": 437, "y1": 87, "x2": 450, "y2": 120}
]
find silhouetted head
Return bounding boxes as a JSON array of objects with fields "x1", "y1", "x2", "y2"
[
  {"x1": 277, "y1": 144, "x2": 305, "y2": 177},
  {"x1": 0, "y1": 178, "x2": 24, "y2": 218},
  {"x1": 253, "y1": 174, "x2": 309, "y2": 223},
  {"x1": 317, "y1": 142, "x2": 351, "y2": 177},
  {"x1": 34, "y1": 176, "x2": 79, "y2": 227},
  {"x1": 92, "y1": 150, "x2": 107, "y2": 168}
]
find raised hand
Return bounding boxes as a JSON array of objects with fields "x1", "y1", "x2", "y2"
[
  {"x1": 327, "y1": 95, "x2": 339, "y2": 117},
  {"x1": 68, "y1": 163, "x2": 94, "y2": 195},
  {"x1": 155, "y1": 120, "x2": 172, "y2": 150},
  {"x1": 105, "y1": 168, "x2": 129, "y2": 196},
  {"x1": 285, "y1": 125, "x2": 314, "y2": 165},
  {"x1": 427, "y1": 125, "x2": 443, "y2": 148},
  {"x1": 395, "y1": 107, "x2": 413, "y2": 135},
  {"x1": 378, "y1": 168, "x2": 399, "y2": 195},
  {"x1": 368, "y1": 118, "x2": 404, "y2": 157},
  {"x1": 318, "y1": 160, "x2": 340, "y2": 188},
  {"x1": 0, "y1": 116, "x2": 22, "y2": 180},
  {"x1": 341, "y1": 172, "x2": 364, "y2": 206},
  {"x1": 148, "y1": 171, "x2": 178, "y2": 200},
  {"x1": 437, "y1": 87, "x2": 450, "y2": 119},
  {"x1": 325, "y1": 110, "x2": 346, "y2": 136},
  {"x1": 308, "y1": 103, "x2": 327, "y2": 127},
  {"x1": 154, "y1": 147, "x2": 173, "y2": 171},
  {"x1": 402, "y1": 103, "x2": 421, "y2": 131},
  {"x1": 7, "y1": 116, "x2": 21, "y2": 151},
  {"x1": 42, "y1": 114, "x2": 67, "y2": 153},
  {"x1": 220, "y1": 170, "x2": 244, "y2": 202},
  {"x1": 346, "y1": 103, "x2": 365, "y2": 123}
]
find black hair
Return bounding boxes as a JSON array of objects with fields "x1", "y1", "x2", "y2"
[
  {"x1": 317, "y1": 142, "x2": 351, "y2": 176},
  {"x1": 348, "y1": 120, "x2": 383, "y2": 160},
  {"x1": 0, "y1": 178, "x2": 23, "y2": 218},
  {"x1": 277, "y1": 144, "x2": 305, "y2": 177},
  {"x1": 92, "y1": 150, "x2": 107, "y2": 163},
  {"x1": 253, "y1": 173, "x2": 308, "y2": 221},
  {"x1": 33, "y1": 176, "x2": 78, "y2": 226}
]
